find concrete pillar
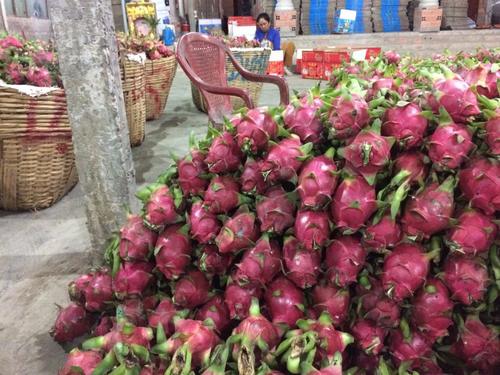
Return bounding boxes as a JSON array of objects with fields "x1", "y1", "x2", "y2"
[{"x1": 49, "y1": 0, "x2": 137, "y2": 265}]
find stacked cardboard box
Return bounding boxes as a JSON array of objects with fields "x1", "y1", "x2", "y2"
[
  {"x1": 413, "y1": 6, "x2": 443, "y2": 32},
  {"x1": 372, "y1": 0, "x2": 411, "y2": 32},
  {"x1": 300, "y1": 0, "x2": 336, "y2": 35},
  {"x1": 337, "y1": 0, "x2": 374, "y2": 33},
  {"x1": 441, "y1": 0, "x2": 472, "y2": 30},
  {"x1": 274, "y1": 9, "x2": 298, "y2": 37},
  {"x1": 251, "y1": 0, "x2": 301, "y2": 19}
]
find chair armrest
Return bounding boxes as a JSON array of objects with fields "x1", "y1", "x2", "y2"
[
  {"x1": 198, "y1": 80, "x2": 254, "y2": 109},
  {"x1": 226, "y1": 51, "x2": 290, "y2": 107}
]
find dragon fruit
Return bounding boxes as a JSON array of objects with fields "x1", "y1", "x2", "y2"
[
  {"x1": 230, "y1": 299, "x2": 280, "y2": 375},
  {"x1": 58, "y1": 349, "x2": 102, "y2": 375},
  {"x1": 300, "y1": 351, "x2": 343, "y2": 375},
  {"x1": 283, "y1": 95, "x2": 324, "y2": 144},
  {"x1": 241, "y1": 158, "x2": 267, "y2": 194},
  {"x1": 311, "y1": 281, "x2": 350, "y2": 326},
  {"x1": 6, "y1": 62, "x2": 25, "y2": 84},
  {"x1": 384, "y1": 51, "x2": 401, "y2": 65},
  {"x1": 119, "y1": 298, "x2": 147, "y2": 326},
  {"x1": 83, "y1": 322, "x2": 153, "y2": 352},
  {"x1": 178, "y1": 149, "x2": 209, "y2": 196},
  {"x1": 197, "y1": 245, "x2": 233, "y2": 275},
  {"x1": 0, "y1": 35, "x2": 24, "y2": 48},
  {"x1": 356, "y1": 276, "x2": 400, "y2": 328},
  {"x1": 264, "y1": 276, "x2": 305, "y2": 330},
  {"x1": 256, "y1": 186, "x2": 296, "y2": 235},
  {"x1": 68, "y1": 268, "x2": 113, "y2": 312},
  {"x1": 233, "y1": 108, "x2": 278, "y2": 153},
  {"x1": 51, "y1": 303, "x2": 93, "y2": 343},
  {"x1": 112, "y1": 261, "x2": 154, "y2": 298},
  {"x1": 382, "y1": 103, "x2": 428, "y2": 149},
  {"x1": 401, "y1": 176, "x2": 455, "y2": 239},
  {"x1": 389, "y1": 328, "x2": 433, "y2": 371},
  {"x1": 205, "y1": 131, "x2": 243, "y2": 174},
  {"x1": 351, "y1": 319, "x2": 387, "y2": 355},
  {"x1": 485, "y1": 116, "x2": 500, "y2": 156},
  {"x1": 224, "y1": 280, "x2": 262, "y2": 320},
  {"x1": 462, "y1": 63, "x2": 500, "y2": 99},
  {"x1": 297, "y1": 149, "x2": 338, "y2": 209},
  {"x1": 215, "y1": 209, "x2": 259, "y2": 254},
  {"x1": 451, "y1": 316, "x2": 500, "y2": 373},
  {"x1": 428, "y1": 113, "x2": 474, "y2": 170},
  {"x1": 173, "y1": 270, "x2": 210, "y2": 308},
  {"x1": 234, "y1": 235, "x2": 281, "y2": 285},
  {"x1": 93, "y1": 316, "x2": 114, "y2": 336},
  {"x1": 26, "y1": 66, "x2": 52, "y2": 87},
  {"x1": 33, "y1": 50, "x2": 54, "y2": 66},
  {"x1": 443, "y1": 256, "x2": 489, "y2": 305},
  {"x1": 341, "y1": 120, "x2": 394, "y2": 184},
  {"x1": 459, "y1": 158, "x2": 500, "y2": 215},
  {"x1": 283, "y1": 236, "x2": 321, "y2": 289},
  {"x1": 155, "y1": 319, "x2": 220, "y2": 372},
  {"x1": 326, "y1": 235, "x2": 366, "y2": 287},
  {"x1": 446, "y1": 209, "x2": 497, "y2": 255},
  {"x1": 139, "y1": 185, "x2": 180, "y2": 228},
  {"x1": 294, "y1": 210, "x2": 331, "y2": 251},
  {"x1": 189, "y1": 201, "x2": 222, "y2": 244},
  {"x1": 119, "y1": 214, "x2": 158, "y2": 261},
  {"x1": 204, "y1": 176, "x2": 250, "y2": 214},
  {"x1": 326, "y1": 93, "x2": 369, "y2": 140},
  {"x1": 155, "y1": 224, "x2": 191, "y2": 280},
  {"x1": 367, "y1": 78, "x2": 398, "y2": 99},
  {"x1": 195, "y1": 295, "x2": 231, "y2": 335},
  {"x1": 382, "y1": 243, "x2": 431, "y2": 301},
  {"x1": 362, "y1": 214, "x2": 402, "y2": 252},
  {"x1": 393, "y1": 151, "x2": 429, "y2": 186},
  {"x1": 147, "y1": 298, "x2": 178, "y2": 335},
  {"x1": 261, "y1": 135, "x2": 312, "y2": 184},
  {"x1": 331, "y1": 175, "x2": 377, "y2": 233},
  {"x1": 411, "y1": 278, "x2": 453, "y2": 342}
]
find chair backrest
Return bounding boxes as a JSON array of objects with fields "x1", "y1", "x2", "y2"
[{"x1": 176, "y1": 33, "x2": 233, "y2": 124}]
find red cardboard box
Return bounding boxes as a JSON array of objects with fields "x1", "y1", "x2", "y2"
[
  {"x1": 301, "y1": 61, "x2": 324, "y2": 79},
  {"x1": 324, "y1": 49, "x2": 350, "y2": 64},
  {"x1": 302, "y1": 50, "x2": 324, "y2": 63},
  {"x1": 228, "y1": 16, "x2": 255, "y2": 26},
  {"x1": 323, "y1": 63, "x2": 342, "y2": 80}
]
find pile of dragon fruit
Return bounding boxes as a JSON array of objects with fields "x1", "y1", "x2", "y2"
[
  {"x1": 0, "y1": 34, "x2": 60, "y2": 87},
  {"x1": 116, "y1": 33, "x2": 174, "y2": 61},
  {"x1": 52, "y1": 49, "x2": 500, "y2": 375}
]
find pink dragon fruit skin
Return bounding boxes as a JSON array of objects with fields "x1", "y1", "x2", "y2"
[
  {"x1": 428, "y1": 77, "x2": 481, "y2": 123},
  {"x1": 459, "y1": 158, "x2": 500, "y2": 215},
  {"x1": 297, "y1": 150, "x2": 338, "y2": 209},
  {"x1": 485, "y1": 117, "x2": 500, "y2": 156},
  {"x1": 256, "y1": 186, "x2": 296, "y2": 235},
  {"x1": 119, "y1": 214, "x2": 158, "y2": 261},
  {"x1": 26, "y1": 66, "x2": 53, "y2": 87},
  {"x1": 198, "y1": 244, "x2": 233, "y2": 275},
  {"x1": 283, "y1": 236, "x2": 321, "y2": 289},
  {"x1": 462, "y1": 63, "x2": 500, "y2": 99},
  {"x1": 189, "y1": 201, "x2": 221, "y2": 244},
  {"x1": 446, "y1": 210, "x2": 497, "y2": 255},
  {"x1": 233, "y1": 108, "x2": 278, "y2": 153},
  {"x1": 51, "y1": 303, "x2": 94, "y2": 343},
  {"x1": 428, "y1": 122, "x2": 474, "y2": 170},
  {"x1": 178, "y1": 150, "x2": 209, "y2": 197},
  {"x1": 33, "y1": 50, "x2": 55, "y2": 66},
  {"x1": 173, "y1": 270, "x2": 210, "y2": 309},
  {"x1": 69, "y1": 268, "x2": 113, "y2": 312},
  {"x1": 203, "y1": 175, "x2": 243, "y2": 214},
  {"x1": 264, "y1": 276, "x2": 305, "y2": 329},
  {"x1": 451, "y1": 316, "x2": 500, "y2": 373},
  {"x1": 155, "y1": 224, "x2": 191, "y2": 280},
  {"x1": 326, "y1": 235, "x2": 366, "y2": 288},
  {"x1": 224, "y1": 280, "x2": 262, "y2": 320},
  {"x1": 311, "y1": 281, "x2": 350, "y2": 326},
  {"x1": 384, "y1": 50, "x2": 401, "y2": 65},
  {"x1": 362, "y1": 214, "x2": 402, "y2": 252},
  {"x1": 331, "y1": 175, "x2": 377, "y2": 233},
  {"x1": 205, "y1": 131, "x2": 243, "y2": 174},
  {"x1": 147, "y1": 298, "x2": 178, "y2": 335},
  {"x1": 294, "y1": 210, "x2": 330, "y2": 251},
  {"x1": 327, "y1": 93, "x2": 369, "y2": 140},
  {"x1": 119, "y1": 298, "x2": 147, "y2": 326},
  {"x1": 144, "y1": 186, "x2": 179, "y2": 227},
  {"x1": 234, "y1": 235, "x2": 281, "y2": 286},
  {"x1": 283, "y1": 96, "x2": 324, "y2": 144},
  {"x1": 93, "y1": 316, "x2": 114, "y2": 337},
  {"x1": 58, "y1": 349, "x2": 102, "y2": 375},
  {"x1": 195, "y1": 295, "x2": 231, "y2": 335},
  {"x1": 215, "y1": 211, "x2": 259, "y2": 254},
  {"x1": 393, "y1": 151, "x2": 429, "y2": 186},
  {"x1": 443, "y1": 256, "x2": 489, "y2": 305},
  {"x1": 112, "y1": 261, "x2": 154, "y2": 298},
  {"x1": 261, "y1": 135, "x2": 311, "y2": 184},
  {"x1": 351, "y1": 319, "x2": 387, "y2": 356},
  {"x1": 0, "y1": 35, "x2": 24, "y2": 49},
  {"x1": 357, "y1": 276, "x2": 400, "y2": 328},
  {"x1": 6, "y1": 62, "x2": 26, "y2": 84},
  {"x1": 382, "y1": 243, "x2": 430, "y2": 301},
  {"x1": 389, "y1": 329, "x2": 433, "y2": 371},
  {"x1": 401, "y1": 176, "x2": 455, "y2": 239},
  {"x1": 411, "y1": 278, "x2": 453, "y2": 343},
  {"x1": 241, "y1": 158, "x2": 267, "y2": 194},
  {"x1": 382, "y1": 103, "x2": 428, "y2": 149}
]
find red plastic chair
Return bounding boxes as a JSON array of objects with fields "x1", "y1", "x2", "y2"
[{"x1": 176, "y1": 32, "x2": 290, "y2": 125}]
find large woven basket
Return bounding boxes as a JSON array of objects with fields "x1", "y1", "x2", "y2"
[
  {"x1": 121, "y1": 56, "x2": 146, "y2": 147},
  {"x1": 0, "y1": 86, "x2": 77, "y2": 211},
  {"x1": 191, "y1": 48, "x2": 271, "y2": 112},
  {"x1": 145, "y1": 56, "x2": 177, "y2": 120}
]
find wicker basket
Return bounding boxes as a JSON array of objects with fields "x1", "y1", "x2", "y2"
[
  {"x1": 191, "y1": 48, "x2": 272, "y2": 112},
  {"x1": 121, "y1": 57, "x2": 146, "y2": 147},
  {"x1": 0, "y1": 86, "x2": 77, "y2": 211},
  {"x1": 145, "y1": 56, "x2": 177, "y2": 120}
]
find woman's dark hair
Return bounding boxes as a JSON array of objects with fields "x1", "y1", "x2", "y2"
[{"x1": 256, "y1": 12, "x2": 271, "y2": 23}]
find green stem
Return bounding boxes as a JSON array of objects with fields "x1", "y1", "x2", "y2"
[{"x1": 92, "y1": 350, "x2": 117, "y2": 375}]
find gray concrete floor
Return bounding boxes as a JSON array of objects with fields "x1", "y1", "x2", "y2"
[{"x1": 0, "y1": 69, "x2": 314, "y2": 374}]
